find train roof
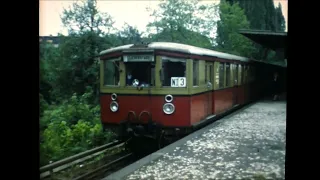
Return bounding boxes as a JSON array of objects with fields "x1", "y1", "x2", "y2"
[{"x1": 99, "y1": 42, "x2": 250, "y2": 62}]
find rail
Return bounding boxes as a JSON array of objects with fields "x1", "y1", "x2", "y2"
[
  {"x1": 40, "y1": 140, "x2": 125, "y2": 179},
  {"x1": 73, "y1": 153, "x2": 133, "y2": 180}
]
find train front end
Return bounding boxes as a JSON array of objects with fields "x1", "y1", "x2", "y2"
[{"x1": 99, "y1": 44, "x2": 191, "y2": 143}]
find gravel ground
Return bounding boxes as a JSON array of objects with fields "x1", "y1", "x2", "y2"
[{"x1": 123, "y1": 101, "x2": 286, "y2": 180}]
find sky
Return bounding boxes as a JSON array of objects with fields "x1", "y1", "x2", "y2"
[{"x1": 39, "y1": 0, "x2": 288, "y2": 36}]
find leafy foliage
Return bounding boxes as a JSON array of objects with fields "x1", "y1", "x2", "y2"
[
  {"x1": 275, "y1": 3, "x2": 286, "y2": 32},
  {"x1": 146, "y1": 0, "x2": 218, "y2": 48},
  {"x1": 61, "y1": 0, "x2": 115, "y2": 35},
  {"x1": 216, "y1": 0, "x2": 256, "y2": 57},
  {"x1": 224, "y1": 0, "x2": 286, "y2": 61},
  {"x1": 117, "y1": 23, "x2": 142, "y2": 44},
  {"x1": 59, "y1": 0, "x2": 116, "y2": 102},
  {"x1": 40, "y1": 88, "x2": 115, "y2": 166}
]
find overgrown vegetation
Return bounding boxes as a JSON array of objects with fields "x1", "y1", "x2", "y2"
[
  {"x1": 39, "y1": 88, "x2": 115, "y2": 166},
  {"x1": 222, "y1": 0, "x2": 286, "y2": 61},
  {"x1": 40, "y1": 0, "x2": 286, "y2": 167}
]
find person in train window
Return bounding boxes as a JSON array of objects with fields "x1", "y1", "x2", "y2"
[
  {"x1": 126, "y1": 70, "x2": 133, "y2": 86},
  {"x1": 272, "y1": 72, "x2": 280, "y2": 100}
]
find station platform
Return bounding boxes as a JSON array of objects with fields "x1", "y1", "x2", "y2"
[{"x1": 104, "y1": 100, "x2": 286, "y2": 180}]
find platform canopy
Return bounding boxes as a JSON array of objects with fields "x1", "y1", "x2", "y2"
[{"x1": 239, "y1": 29, "x2": 287, "y2": 62}]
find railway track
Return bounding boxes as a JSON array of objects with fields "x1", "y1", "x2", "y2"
[
  {"x1": 73, "y1": 152, "x2": 134, "y2": 180},
  {"x1": 40, "y1": 140, "x2": 134, "y2": 180}
]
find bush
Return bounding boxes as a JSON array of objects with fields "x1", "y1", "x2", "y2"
[
  {"x1": 39, "y1": 93, "x2": 49, "y2": 118},
  {"x1": 40, "y1": 88, "x2": 115, "y2": 166}
]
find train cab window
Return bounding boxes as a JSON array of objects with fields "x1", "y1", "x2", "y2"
[
  {"x1": 161, "y1": 56, "x2": 186, "y2": 87},
  {"x1": 193, "y1": 60, "x2": 199, "y2": 86},
  {"x1": 225, "y1": 63, "x2": 230, "y2": 87},
  {"x1": 104, "y1": 58, "x2": 120, "y2": 86},
  {"x1": 125, "y1": 61, "x2": 155, "y2": 87},
  {"x1": 219, "y1": 63, "x2": 224, "y2": 88}
]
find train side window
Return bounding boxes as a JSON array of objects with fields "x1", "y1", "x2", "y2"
[
  {"x1": 193, "y1": 60, "x2": 199, "y2": 86},
  {"x1": 219, "y1": 63, "x2": 224, "y2": 88},
  {"x1": 242, "y1": 65, "x2": 246, "y2": 84},
  {"x1": 234, "y1": 64, "x2": 238, "y2": 85},
  {"x1": 238, "y1": 64, "x2": 242, "y2": 85},
  {"x1": 247, "y1": 66, "x2": 250, "y2": 83},
  {"x1": 209, "y1": 64, "x2": 213, "y2": 82},
  {"x1": 205, "y1": 64, "x2": 207, "y2": 83},
  {"x1": 104, "y1": 58, "x2": 120, "y2": 86},
  {"x1": 246, "y1": 66, "x2": 250, "y2": 83},
  {"x1": 248, "y1": 66, "x2": 250, "y2": 83},
  {"x1": 225, "y1": 63, "x2": 230, "y2": 87},
  {"x1": 161, "y1": 56, "x2": 186, "y2": 87},
  {"x1": 206, "y1": 63, "x2": 213, "y2": 83}
]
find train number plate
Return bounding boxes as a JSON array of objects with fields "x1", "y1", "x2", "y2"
[{"x1": 171, "y1": 77, "x2": 186, "y2": 87}]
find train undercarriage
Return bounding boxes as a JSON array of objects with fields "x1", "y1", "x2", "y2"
[{"x1": 103, "y1": 120, "x2": 192, "y2": 154}]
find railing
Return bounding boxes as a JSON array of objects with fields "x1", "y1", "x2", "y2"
[{"x1": 40, "y1": 140, "x2": 124, "y2": 179}]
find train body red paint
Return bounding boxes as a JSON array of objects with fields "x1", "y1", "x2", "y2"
[{"x1": 100, "y1": 94, "x2": 190, "y2": 127}]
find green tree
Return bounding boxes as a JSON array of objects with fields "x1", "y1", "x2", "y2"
[
  {"x1": 39, "y1": 0, "x2": 124, "y2": 167},
  {"x1": 216, "y1": 0, "x2": 255, "y2": 57},
  {"x1": 224, "y1": 0, "x2": 286, "y2": 60},
  {"x1": 149, "y1": 27, "x2": 213, "y2": 49},
  {"x1": 117, "y1": 23, "x2": 142, "y2": 44},
  {"x1": 40, "y1": 42, "x2": 61, "y2": 104},
  {"x1": 58, "y1": 0, "x2": 115, "y2": 101},
  {"x1": 226, "y1": 0, "x2": 285, "y2": 31},
  {"x1": 61, "y1": 0, "x2": 114, "y2": 35},
  {"x1": 146, "y1": 0, "x2": 218, "y2": 48},
  {"x1": 275, "y1": 3, "x2": 286, "y2": 32}
]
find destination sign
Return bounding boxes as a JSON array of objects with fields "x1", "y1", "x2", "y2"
[{"x1": 123, "y1": 55, "x2": 154, "y2": 62}]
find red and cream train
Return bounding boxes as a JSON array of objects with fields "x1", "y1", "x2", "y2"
[{"x1": 99, "y1": 42, "x2": 272, "y2": 146}]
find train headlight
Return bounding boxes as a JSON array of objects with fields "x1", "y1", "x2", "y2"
[
  {"x1": 110, "y1": 101, "x2": 119, "y2": 112},
  {"x1": 165, "y1": 94, "x2": 173, "y2": 103},
  {"x1": 111, "y1": 93, "x2": 117, "y2": 101},
  {"x1": 163, "y1": 103, "x2": 175, "y2": 114}
]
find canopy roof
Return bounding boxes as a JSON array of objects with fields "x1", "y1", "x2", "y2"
[{"x1": 239, "y1": 29, "x2": 287, "y2": 51}]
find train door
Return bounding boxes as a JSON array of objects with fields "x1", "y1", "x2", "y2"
[
  {"x1": 233, "y1": 64, "x2": 239, "y2": 106},
  {"x1": 206, "y1": 62, "x2": 214, "y2": 116}
]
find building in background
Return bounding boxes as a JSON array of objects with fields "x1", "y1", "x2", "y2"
[{"x1": 39, "y1": 36, "x2": 60, "y2": 47}]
